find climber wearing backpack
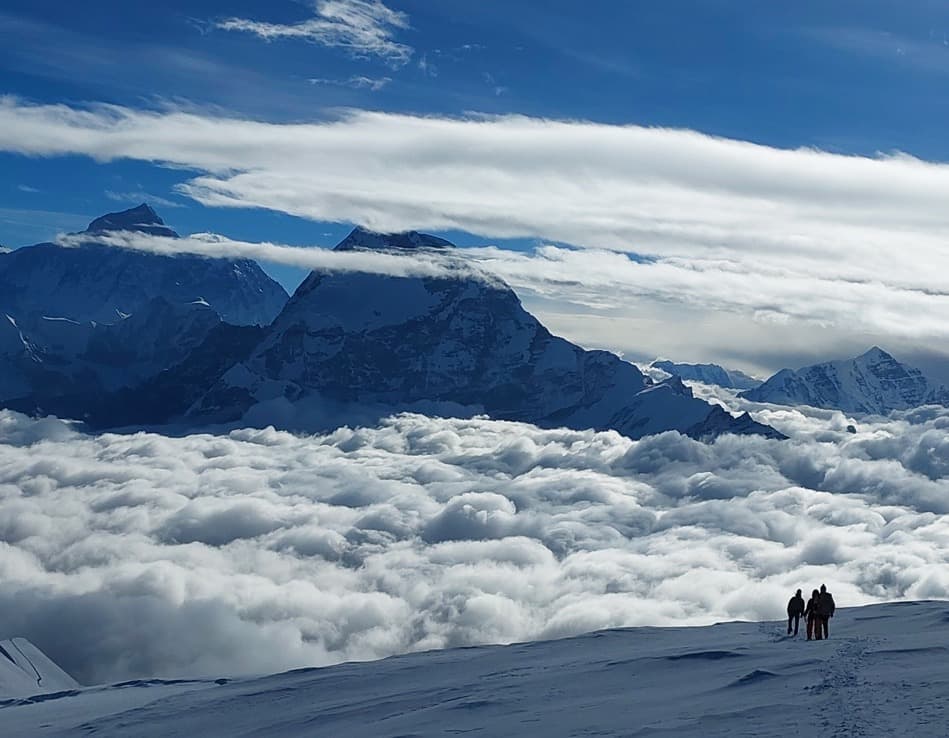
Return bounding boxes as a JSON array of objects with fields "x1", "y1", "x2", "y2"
[
  {"x1": 804, "y1": 589, "x2": 822, "y2": 640},
  {"x1": 817, "y1": 584, "x2": 836, "y2": 639}
]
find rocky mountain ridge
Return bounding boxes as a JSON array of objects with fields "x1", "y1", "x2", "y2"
[
  {"x1": 741, "y1": 346, "x2": 949, "y2": 414},
  {"x1": 189, "y1": 227, "x2": 781, "y2": 440}
]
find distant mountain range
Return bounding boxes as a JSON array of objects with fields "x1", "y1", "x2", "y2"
[
  {"x1": 741, "y1": 347, "x2": 949, "y2": 414},
  {"x1": 651, "y1": 360, "x2": 761, "y2": 390},
  {"x1": 652, "y1": 348, "x2": 949, "y2": 416},
  {"x1": 0, "y1": 208, "x2": 780, "y2": 440},
  {"x1": 7, "y1": 205, "x2": 940, "y2": 431}
]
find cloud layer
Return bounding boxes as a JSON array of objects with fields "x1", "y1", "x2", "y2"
[
  {"x1": 2, "y1": 393, "x2": 949, "y2": 685},
  {"x1": 217, "y1": 0, "x2": 412, "y2": 65},
  {"x1": 60, "y1": 224, "x2": 949, "y2": 365}
]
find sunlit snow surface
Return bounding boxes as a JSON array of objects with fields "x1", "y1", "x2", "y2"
[
  {"x1": 1, "y1": 387, "x2": 949, "y2": 691},
  {"x1": 3, "y1": 602, "x2": 948, "y2": 736}
]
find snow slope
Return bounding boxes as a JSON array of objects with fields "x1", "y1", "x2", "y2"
[
  {"x1": 0, "y1": 639, "x2": 78, "y2": 700},
  {"x1": 3, "y1": 601, "x2": 947, "y2": 736},
  {"x1": 741, "y1": 347, "x2": 949, "y2": 414}
]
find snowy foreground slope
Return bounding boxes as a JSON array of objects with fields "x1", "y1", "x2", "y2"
[{"x1": 4, "y1": 601, "x2": 948, "y2": 737}]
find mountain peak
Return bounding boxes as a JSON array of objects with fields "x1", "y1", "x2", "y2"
[
  {"x1": 859, "y1": 346, "x2": 894, "y2": 362},
  {"x1": 84, "y1": 204, "x2": 178, "y2": 238},
  {"x1": 741, "y1": 346, "x2": 941, "y2": 414},
  {"x1": 334, "y1": 226, "x2": 454, "y2": 252}
]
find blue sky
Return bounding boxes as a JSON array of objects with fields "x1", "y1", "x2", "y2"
[
  {"x1": 6, "y1": 0, "x2": 949, "y2": 246},
  {"x1": 4, "y1": 0, "x2": 949, "y2": 372},
  {"x1": 5, "y1": 1, "x2": 949, "y2": 144}
]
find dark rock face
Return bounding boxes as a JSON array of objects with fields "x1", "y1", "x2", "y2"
[
  {"x1": 8, "y1": 322, "x2": 265, "y2": 429},
  {"x1": 85, "y1": 203, "x2": 177, "y2": 238},
  {"x1": 334, "y1": 226, "x2": 454, "y2": 252},
  {"x1": 0, "y1": 298, "x2": 226, "y2": 415},
  {"x1": 741, "y1": 347, "x2": 949, "y2": 414}
]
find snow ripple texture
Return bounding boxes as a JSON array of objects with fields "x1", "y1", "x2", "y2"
[{"x1": 3, "y1": 602, "x2": 948, "y2": 737}]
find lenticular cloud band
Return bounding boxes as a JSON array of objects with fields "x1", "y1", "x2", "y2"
[
  {"x1": 2, "y1": 398, "x2": 949, "y2": 685},
  {"x1": 2, "y1": 99, "x2": 949, "y2": 268}
]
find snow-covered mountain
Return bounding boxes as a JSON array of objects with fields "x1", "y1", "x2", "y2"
[
  {"x1": 0, "y1": 204, "x2": 288, "y2": 327},
  {"x1": 0, "y1": 297, "x2": 230, "y2": 417},
  {"x1": 0, "y1": 216, "x2": 780, "y2": 439},
  {"x1": 81, "y1": 297, "x2": 223, "y2": 386},
  {"x1": 0, "y1": 204, "x2": 289, "y2": 419},
  {"x1": 192, "y1": 228, "x2": 780, "y2": 440},
  {"x1": 4, "y1": 601, "x2": 948, "y2": 736},
  {"x1": 652, "y1": 359, "x2": 761, "y2": 390},
  {"x1": 73, "y1": 322, "x2": 265, "y2": 429},
  {"x1": 741, "y1": 346, "x2": 949, "y2": 414}
]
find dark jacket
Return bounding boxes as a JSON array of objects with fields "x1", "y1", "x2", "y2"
[
  {"x1": 787, "y1": 595, "x2": 805, "y2": 616},
  {"x1": 817, "y1": 591, "x2": 836, "y2": 618},
  {"x1": 804, "y1": 597, "x2": 819, "y2": 619}
]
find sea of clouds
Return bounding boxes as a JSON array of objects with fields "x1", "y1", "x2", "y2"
[{"x1": 2, "y1": 391, "x2": 949, "y2": 685}]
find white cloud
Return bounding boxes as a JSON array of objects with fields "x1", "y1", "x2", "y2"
[
  {"x1": 417, "y1": 53, "x2": 437, "y2": 77},
  {"x1": 308, "y1": 75, "x2": 392, "y2": 91},
  {"x1": 57, "y1": 224, "x2": 949, "y2": 371},
  {"x1": 217, "y1": 0, "x2": 412, "y2": 66},
  {"x1": 2, "y1": 397, "x2": 949, "y2": 685},
  {"x1": 5, "y1": 97, "x2": 949, "y2": 367},
  {"x1": 105, "y1": 190, "x2": 184, "y2": 209},
  {"x1": 56, "y1": 229, "x2": 490, "y2": 282},
  {"x1": 17, "y1": 184, "x2": 39, "y2": 193}
]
